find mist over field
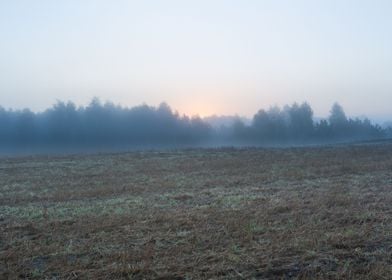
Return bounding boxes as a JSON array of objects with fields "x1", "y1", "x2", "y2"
[
  {"x1": 2, "y1": 1, "x2": 392, "y2": 278},
  {"x1": 0, "y1": 98, "x2": 389, "y2": 155}
]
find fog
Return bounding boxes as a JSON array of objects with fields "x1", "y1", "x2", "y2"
[{"x1": 0, "y1": 99, "x2": 389, "y2": 155}]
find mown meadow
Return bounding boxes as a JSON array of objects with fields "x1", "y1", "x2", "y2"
[{"x1": 1, "y1": 142, "x2": 392, "y2": 279}]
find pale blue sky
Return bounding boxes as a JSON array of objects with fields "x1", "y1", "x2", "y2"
[{"x1": 0, "y1": 0, "x2": 391, "y2": 119}]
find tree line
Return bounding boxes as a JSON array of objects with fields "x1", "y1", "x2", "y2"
[
  {"x1": 0, "y1": 98, "x2": 387, "y2": 152},
  {"x1": 226, "y1": 102, "x2": 385, "y2": 144}
]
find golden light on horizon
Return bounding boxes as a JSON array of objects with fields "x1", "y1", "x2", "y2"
[
  {"x1": 171, "y1": 88, "x2": 272, "y2": 118},
  {"x1": 178, "y1": 101, "x2": 220, "y2": 118}
]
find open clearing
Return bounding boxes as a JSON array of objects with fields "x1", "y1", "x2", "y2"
[{"x1": 1, "y1": 143, "x2": 392, "y2": 279}]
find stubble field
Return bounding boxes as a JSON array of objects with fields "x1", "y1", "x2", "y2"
[{"x1": 1, "y1": 143, "x2": 392, "y2": 279}]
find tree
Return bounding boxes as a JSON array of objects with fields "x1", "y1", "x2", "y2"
[
  {"x1": 252, "y1": 106, "x2": 288, "y2": 141},
  {"x1": 287, "y1": 102, "x2": 314, "y2": 139},
  {"x1": 329, "y1": 103, "x2": 347, "y2": 127}
]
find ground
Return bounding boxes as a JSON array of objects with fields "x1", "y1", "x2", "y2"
[{"x1": 1, "y1": 143, "x2": 392, "y2": 279}]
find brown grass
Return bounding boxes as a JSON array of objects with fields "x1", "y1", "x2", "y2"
[{"x1": 1, "y1": 143, "x2": 392, "y2": 279}]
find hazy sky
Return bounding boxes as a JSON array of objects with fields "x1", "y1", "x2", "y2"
[{"x1": 0, "y1": 0, "x2": 391, "y2": 119}]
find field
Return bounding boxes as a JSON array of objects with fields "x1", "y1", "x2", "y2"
[{"x1": 1, "y1": 143, "x2": 392, "y2": 279}]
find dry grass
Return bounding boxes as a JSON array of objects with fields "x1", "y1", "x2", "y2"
[{"x1": 1, "y1": 143, "x2": 392, "y2": 279}]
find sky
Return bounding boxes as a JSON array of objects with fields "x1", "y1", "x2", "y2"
[{"x1": 0, "y1": 0, "x2": 391, "y2": 120}]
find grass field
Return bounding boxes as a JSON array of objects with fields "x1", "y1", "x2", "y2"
[{"x1": 1, "y1": 143, "x2": 392, "y2": 279}]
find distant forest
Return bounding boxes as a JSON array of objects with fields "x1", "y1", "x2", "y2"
[{"x1": 0, "y1": 98, "x2": 390, "y2": 153}]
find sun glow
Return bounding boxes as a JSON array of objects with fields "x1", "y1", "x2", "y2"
[
  {"x1": 169, "y1": 86, "x2": 247, "y2": 118},
  {"x1": 178, "y1": 101, "x2": 219, "y2": 118}
]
